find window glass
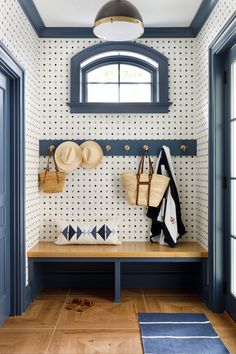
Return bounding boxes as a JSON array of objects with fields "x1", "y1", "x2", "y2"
[
  {"x1": 81, "y1": 50, "x2": 159, "y2": 69},
  {"x1": 86, "y1": 63, "x2": 152, "y2": 102},
  {"x1": 231, "y1": 61, "x2": 236, "y2": 119},
  {"x1": 120, "y1": 64, "x2": 151, "y2": 83},
  {"x1": 231, "y1": 120, "x2": 236, "y2": 178},
  {"x1": 87, "y1": 64, "x2": 118, "y2": 83},
  {"x1": 120, "y1": 84, "x2": 151, "y2": 102},
  {"x1": 87, "y1": 84, "x2": 118, "y2": 102},
  {"x1": 231, "y1": 238, "x2": 236, "y2": 296},
  {"x1": 231, "y1": 180, "x2": 236, "y2": 237}
]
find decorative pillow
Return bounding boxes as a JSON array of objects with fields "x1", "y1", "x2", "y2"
[{"x1": 55, "y1": 218, "x2": 121, "y2": 245}]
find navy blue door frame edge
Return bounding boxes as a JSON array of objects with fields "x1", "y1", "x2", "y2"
[
  {"x1": 0, "y1": 41, "x2": 26, "y2": 316},
  {"x1": 208, "y1": 13, "x2": 236, "y2": 313}
]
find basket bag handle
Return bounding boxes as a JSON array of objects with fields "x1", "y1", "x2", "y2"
[
  {"x1": 136, "y1": 151, "x2": 154, "y2": 207},
  {"x1": 42, "y1": 146, "x2": 60, "y2": 184}
]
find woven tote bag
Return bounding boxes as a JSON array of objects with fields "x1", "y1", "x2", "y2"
[
  {"x1": 121, "y1": 153, "x2": 170, "y2": 207},
  {"x1": 39, "y1": 146, "x2": 66, "y2": 193}
]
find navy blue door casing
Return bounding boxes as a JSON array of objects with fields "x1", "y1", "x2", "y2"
[
  {"x1": 0, "y1": 71, "x2": 10, "y2": 325},
  {"x1": 225, "y1": 43, "x2": 236, "y2": 322}
]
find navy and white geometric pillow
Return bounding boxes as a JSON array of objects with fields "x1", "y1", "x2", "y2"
[{"x1": 55, "y1": 219, "x2": 120, "y2": 245}]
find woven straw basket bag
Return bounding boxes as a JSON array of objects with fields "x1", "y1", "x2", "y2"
[
  {"x1": 39, "y1": 146, "x2": 66, "y2": 193},
  {"x1": 121, "y1": 154, "x2": 170, "y2": 207}
]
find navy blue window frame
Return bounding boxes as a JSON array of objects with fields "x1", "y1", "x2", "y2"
[{"x1": 67, "y1": 42, "x2": 171, "y2": 113}]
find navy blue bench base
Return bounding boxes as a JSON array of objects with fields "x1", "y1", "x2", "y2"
[{"x1": 28, "y1": 257, "x2": 208, "y2": 303}]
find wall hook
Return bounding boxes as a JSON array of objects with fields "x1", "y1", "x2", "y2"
[
  {"x1": 40, "y1": 140, "x2": 197, "y2": 156},
  {"x1": 180, "y1": 144, "x2": 188, "y2": 152},
  {"x1": 49, "y1": 145, "x2": 55, "y2": 152}
]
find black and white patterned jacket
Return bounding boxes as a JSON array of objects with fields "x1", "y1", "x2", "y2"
[{"x1": 147, "y1": 146, "x2": 186, "y2": 247}]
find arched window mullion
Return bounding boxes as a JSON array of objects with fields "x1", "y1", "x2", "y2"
[
  {"x1": 82, "y1": 58, "x2": 154, "y2": 103},
  {"x1": 118, "y1": 62, "x2": 120, "y2": 103},
  {"x1": 82, "y1": 56, "x2": 155, "y2": 75}
]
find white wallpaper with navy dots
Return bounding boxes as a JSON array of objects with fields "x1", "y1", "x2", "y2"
[
  {"x1": 195, "y1": 0, "x2": 235, "y2": 250},
  {"x1": 39, "y1": 37, "x2": 197, "y2": 243},
  {"x1": 0, "y1": 0, "x2": 41, "y2": 283}
]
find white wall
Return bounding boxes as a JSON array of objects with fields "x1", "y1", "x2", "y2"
[
  {"x1": 0, "y1": 0, "x2": 41, "y2": 281},
  {"x1": 195, "y1": 0, "x2": 235, "y2": 250}
]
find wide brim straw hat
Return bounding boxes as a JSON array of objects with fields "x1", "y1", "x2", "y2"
[
  {"x1": 80, "y1": 141, "x2": 103, "y2": 169},
  {"x1": 55, "y1": 141, "x2": 83, "y2": 172}
]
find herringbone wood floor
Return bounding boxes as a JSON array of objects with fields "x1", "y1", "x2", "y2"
[{"x1": 0, "y1": 289, "x2": 235, "y2": 353}]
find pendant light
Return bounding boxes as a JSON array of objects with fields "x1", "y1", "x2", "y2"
[{"x1": 93, "y1": 0, "x2": 144, "y2": 41}]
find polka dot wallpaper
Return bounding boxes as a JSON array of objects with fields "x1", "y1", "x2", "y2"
[
  {"x1": 39, "y1": 37, "x2": 197, "y2": 243},
  {"x1": 195, "y1": 0, "x2": 235, "y2": 250},
  {"x1": 0, "y1": 0, "x2": 41, "y2": 282}
]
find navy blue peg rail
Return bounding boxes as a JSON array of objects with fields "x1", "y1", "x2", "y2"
[{"x1": 39, "y1": 139, "x2": 197, "y2": 156}]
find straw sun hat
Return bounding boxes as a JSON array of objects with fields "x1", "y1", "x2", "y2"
[
  {"x1": 55, "y1": 141, "x2": 83, "y2": 172},
  {"x1": 80, "y1": 141, "x2": 103, "y2": 169},
  {"x1": 55, "y1": 141, "x2": 103, "y2": 172}
]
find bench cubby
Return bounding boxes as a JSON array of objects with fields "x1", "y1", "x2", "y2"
[{"x1": 28, "y1": 242, "x2": 208, "y2": 302}]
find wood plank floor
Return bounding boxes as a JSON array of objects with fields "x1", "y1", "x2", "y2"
[{"x1": 0, "y1": 289, "x2": 235, "y2": 354}]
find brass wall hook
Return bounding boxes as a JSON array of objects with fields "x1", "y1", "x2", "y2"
[
  {"x1": 180, "y1": 144, "x2": 188, "y2": 152},
  {"x1": 124, "y1": 144, "x2": 130, "y2": 152},
  {"x1": 143, "y1": 144, "x2": 149, "y2": 152},
  {"x1": 49, "y1": 145, "x2": 55, "y2": 152},
  {"x1": 105, "y1": 145, "x2": 112, "y2": 152}
]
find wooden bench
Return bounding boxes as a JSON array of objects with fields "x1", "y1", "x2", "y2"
[{"x1": 28, "y1": 241, "x2": 208, "y2": 302}]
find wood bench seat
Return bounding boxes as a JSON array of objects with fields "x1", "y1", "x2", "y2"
[
  {"x1": 28, "y1": 241, "x2": 208, "y2": 259},
  {"x1": 27, "y1": 241, "x2": 208, "y2": 303}
]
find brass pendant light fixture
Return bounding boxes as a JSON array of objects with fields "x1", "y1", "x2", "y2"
[{"x1": 93, "y1": 0, "x2": 144, "y2": 41}]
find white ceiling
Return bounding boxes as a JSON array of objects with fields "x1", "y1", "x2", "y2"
[{"x1": 33, "y1": 0, "x2": 203, "y2": 27}]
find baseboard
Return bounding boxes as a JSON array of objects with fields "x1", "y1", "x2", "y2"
[{"x1": 200, "y1": 284, "x2": 209, "y2": 304}]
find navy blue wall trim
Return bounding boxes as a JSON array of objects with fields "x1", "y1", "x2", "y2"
[
  {"x1": 25, "y1": 285, "x2": 32, "y2": 310},
  {"x1": 208, "y1": 13, "x2": 236, "y2": 313},
  {"x1": 40, "y1": 27, "x2": 94, "y2": 38},
  {"x1": 18, "y1": 0, "x2": 218, "y2": 39},
  {"x1": 17, "y1": 0, "x2": 44, "y2": 35},
  {"x1": 190, "y1": 0, "x2": 219, "y2": 36},
  {"x1": 0, "y1": 41, "x2": 26, "y2": 316},
  {"x1": 143, "y1": 27, "x2": 195, "y2": 38},
  {"x1": 68, "y1": 102, "x2": 172, "y2": 114},
  {"x1": 39, "y1": 139, "x2": 197, "y2": 157},
  {"x1": 40, "y1": 27, "x2": 195, "y2": 39}
]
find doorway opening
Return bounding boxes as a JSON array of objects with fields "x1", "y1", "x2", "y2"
[{"x1": 208, "y1": 13, "x2": 236, "y2": 319}]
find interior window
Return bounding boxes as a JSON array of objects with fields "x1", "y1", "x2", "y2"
[
  {"x1": 68, "y1": 42, "x2": 171, "y2": 113},
  {"x1": 86, "y1": 63, "x2": 152, "y2": 103}
]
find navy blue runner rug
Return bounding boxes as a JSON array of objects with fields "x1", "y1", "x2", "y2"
[{"x1": 138, "y1": 313, "x2": 229, "y2": 354}]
